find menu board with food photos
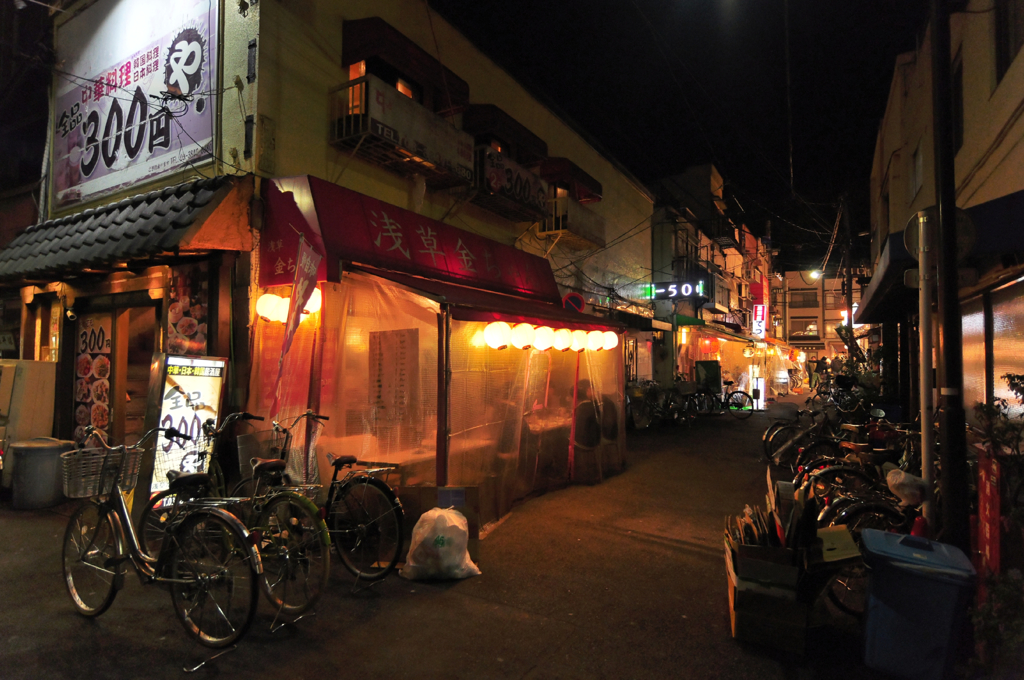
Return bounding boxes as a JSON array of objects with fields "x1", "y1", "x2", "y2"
[
  {"x1": 167, "y1": 262, "x2": 209, "y2": 356},
  {"x1": 150, "y1": 354, "x2": 227, "y2": 493},
  {"x1": 74, "y1": 313, "x2": 113, "y2": 443}
]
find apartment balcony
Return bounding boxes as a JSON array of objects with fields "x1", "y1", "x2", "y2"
[
  {"x1": 329, "y1": 74, "x2": 474, "y2": 190},
  {"x1": 537, "y1": 193, "x2": 606, "y2": 249},
  {"x1": 699, "y1": 216, "x2": 740, "y2": 250},
  {"x1": 469, "y1": 147, "x2": 548, "y2": 222}
]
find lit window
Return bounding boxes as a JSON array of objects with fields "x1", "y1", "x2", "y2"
[
  {"x1": 489, "y1": 139, "x2": 503, "y2": 153},
  {"x1": 347, "y1": 61, "x2": 366, "y2": 115},
  {"x1": 396, "y1": 78, "x2": 414, "y2": 98},
  {"x1": 348, "y1": 61, "x2": 366, "y2": 80}
]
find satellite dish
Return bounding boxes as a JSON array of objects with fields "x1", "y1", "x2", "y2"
[{"x1": 904, "y1": 207, "x2": 976, "y2": 264}]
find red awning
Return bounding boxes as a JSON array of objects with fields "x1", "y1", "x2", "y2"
[
  {"x1": 350, "y1": 265, "x2": 625, "y2": 332},
  {"x1": 259, "y1": 176, "x2": 564, "y2": 304}
]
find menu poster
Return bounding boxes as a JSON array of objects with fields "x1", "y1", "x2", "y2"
[
  {"x1": 151, "y1": 355, "x2": 227, "y2": 493},
  {"x1": 74, "y1": 313, "x2": 113, "y2": 443},
  {"x1": 368, "y1": 329, "x2": 419, "y2": 445},
  {"x1": 167, "y1": 262, "x2": 209, "y2": 356}
]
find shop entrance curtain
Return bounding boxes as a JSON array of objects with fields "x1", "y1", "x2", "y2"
[{"x1": 248, "y1": 273, "x2": 440, "y2": 491}]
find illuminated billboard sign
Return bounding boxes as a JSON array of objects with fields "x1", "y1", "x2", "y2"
[
  {"x1": 652, "y1": 280, "x2": 706, "y2": 300},
  {"x1": 51, "y1": 0, "x2": 218, "y2": 208}
]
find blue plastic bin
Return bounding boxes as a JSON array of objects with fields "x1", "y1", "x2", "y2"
[{"x1": 861, "y1": 529, "x2": 976, "y2": 680}]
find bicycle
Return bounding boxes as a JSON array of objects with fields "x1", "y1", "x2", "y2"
[
  {"x1": 692, "y1": 380, "x2": 755, "y2": 419},
  {"x1": 234, "y1": 410, "x2": 405, "y2": 582},
  {"x1": 141, "y1": 411, "x2": 330, "y2": 619},
  {"x1": 61, "y1": 425, "x2": 262, "y2": 653},
  {"x1": 625, "y1": 378, "x2": 697, "y2": 429}
]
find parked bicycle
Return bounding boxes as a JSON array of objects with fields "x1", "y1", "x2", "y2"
[
  {"x1": 692, "y1": 380, "x2": 755, "y2": 419},
  {"x1": 625, "y1": 378, "x2": 697, "y2": 429},
  {"x1": 61, "y1": 425, "x2": 262, "y2": 651},
  {"x1": 234, "y1": 410, "x2": 405, "y2": 582},
  {"x1": 141, "y1": 411, "x2": 330, "y2": 619}
]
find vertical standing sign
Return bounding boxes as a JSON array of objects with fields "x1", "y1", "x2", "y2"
[
  {"x1": 74, "y1": 313, "x2": 113, "y2": 443},
  {"x1": 270, "y1": 235, "x2": 323, "y2": 416},
  {"x1": 752, "y1": 304, "x2": 767, "y2": 338}
]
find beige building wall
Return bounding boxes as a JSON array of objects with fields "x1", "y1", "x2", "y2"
[
  {"x1": 253, "y1": 0, "x2": 653, "y2": 304},
  {"x1": 870, "y1": 2, "x2": 1024, "y2": 264}
]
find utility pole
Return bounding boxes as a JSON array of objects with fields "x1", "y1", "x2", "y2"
[
  {"x1": 930, "y1": 0, "x2": 970, "y2": 552},
  {"x1": 843, "y1": 196, "x2": 853, "y2": 331}
]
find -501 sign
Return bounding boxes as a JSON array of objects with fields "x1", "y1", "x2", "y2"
[{"x1": 652, "y1": 280, "x2": 706, "y2": 300}]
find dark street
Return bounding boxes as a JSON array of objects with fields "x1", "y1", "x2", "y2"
[{"x1": 0, "y1": 407, "x2": 884, "y2": 680}]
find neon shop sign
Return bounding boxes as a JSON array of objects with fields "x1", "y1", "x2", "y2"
[{"x1": 652, "y1": 280, "x2": 706, "y2": 300}]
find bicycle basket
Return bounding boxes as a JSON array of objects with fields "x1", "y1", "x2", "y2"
[
  {"x1": 236, "y1": 429, "x2": 286, "y2": 472},
  {"x1": 61, "y1": 447, "x2": 143, "y2": 498},
  {"x1": 152, "y1": 436, "x2": 212, "y2": 484},
  {"x1": 628, "y1": 384, "x2": 646, "y2": 398}
]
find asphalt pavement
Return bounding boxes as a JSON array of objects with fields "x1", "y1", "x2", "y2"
[{"x1": 1, "y1": 403, "x2": 886, "y2": 680}]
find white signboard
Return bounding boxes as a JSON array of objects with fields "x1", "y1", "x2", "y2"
[
  {"x1": 151, "y1": 355, "x2": 227, "y2": 492},
  {"x1": 752, "y1": 304, "x2": 766, "y2": 338},
  {"x1": 51, "y1": 0, "x2": 218, "y2": 208}
]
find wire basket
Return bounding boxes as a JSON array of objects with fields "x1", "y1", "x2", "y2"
[
  {"x1": 61, "y1": 447, "x2": 143, "y2": 498},
  {"x1": 236, "y1": 429, "x2": 287, "y2": 474}
]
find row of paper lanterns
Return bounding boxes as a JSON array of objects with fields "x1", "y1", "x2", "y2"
[
  {"x1": 255, "y1": 288, "x2": 323, "y2": 324},
  {"x1": 484, "y1": 322, "x2": 619, "y2": 352}
]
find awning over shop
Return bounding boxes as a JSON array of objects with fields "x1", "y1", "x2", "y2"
[
  {"x1": 349, "y1": 265, "x2": 625, "y2": 332},
  {"x1": 675, "y1": 314, "x2": 704, "y2": 326},
  {"x1": 0, "y1": 175, "x2": 251, "y2": 282},
  {"x1": 965, "y1": 188, "x2": 1024, "y2": 257},
  {"x1": 606, "y1": 309, "x2": 669, "y2": 331},
  {"x1": 854, "y1": 232, "x2": 916, "y2": 324},
  {"x1": 678, "y1": 317, "x2": 757, "y2": 343},
  {"x1": 259, "y1": 175, "x2": 563, "y2": 304}
]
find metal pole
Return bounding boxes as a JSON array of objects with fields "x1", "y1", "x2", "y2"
[
  {"x1": 435, "y1": 305, "x2": 451, "y2": 487},
  {"x1": 931, "y1": 0, "x2": 970, "y2": 551},
  {"x1": 844, "y1": 198, "x2": 853, "y2": 331},
  {"x1": 917, "y1": 212, "x2": 936, "y2": 529}
]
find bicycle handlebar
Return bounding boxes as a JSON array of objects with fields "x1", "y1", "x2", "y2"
[
  {"x1": 82, "y1": 425, "x2": 190, "y2": 450},
  {"x1": 272, "y1": 409, "x2": 330, "y2": 433}
]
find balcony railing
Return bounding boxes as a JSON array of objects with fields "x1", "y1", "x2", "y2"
[
  {"x1": 538, "y1": 193, "x2": 606, "y2": 249},
  {"x1": 329, "y1": 74, "x2": 474, "y2": 189},
  {"x1": 470, "y1": 147, "x2": 548, "y2": 222}
]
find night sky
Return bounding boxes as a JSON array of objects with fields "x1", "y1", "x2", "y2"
[{"x1": 430, "y1": 0, "x2": 930, "y2": 270}]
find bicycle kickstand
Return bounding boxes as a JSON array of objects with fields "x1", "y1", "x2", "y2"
[
  {"x1": 270, "y1": 601, "x2": 318, "y2": 633},
  {"x1": 182, "y1": 642, "x2": 237, "y2": 673}
]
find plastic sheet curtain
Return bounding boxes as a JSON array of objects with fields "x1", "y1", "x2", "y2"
[
  {"x1": 961, "y1": 297, "x2": 986, "y2": 427},
  {"x1": 313, "y1": 275, "x2": 439, "y2": 489},
  {"x1": 447, "y1": 320, "x2": 625, "y2": 518},
  {"x1": 247, "y1": 287, "x2": 318, "y2": 485},
  {"x1": 991, "y1": 281, "x2": 1024, "y2": 419}
]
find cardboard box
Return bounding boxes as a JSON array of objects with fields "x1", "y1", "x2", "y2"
[
  {"x1": 726, "y1": 548, "x2": 810, "y2": 655},
  {"x1": 735, "y1": 544, "x2": 802, "y2": 589}
]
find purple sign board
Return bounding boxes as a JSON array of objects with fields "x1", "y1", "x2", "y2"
[{"x1": 51, "y1": 0, "x2": 218, "y2": 208}]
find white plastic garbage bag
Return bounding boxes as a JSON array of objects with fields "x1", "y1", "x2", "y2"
[
  {"x1": 400, "y1": 507, "x2": 481, "y2": 580},
  {"x1": 886, "y1": 468, "x2": 927, "y2": 507}
]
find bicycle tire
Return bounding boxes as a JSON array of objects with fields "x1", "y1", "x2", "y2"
[
  {"x1": 140, "y1": 489, "x2": 185, "y2": 559},
  {"x1": 62, "y1": 502, "x2": 122, "y2": 617},
  {"x1": 766, "y1": 425, "x2": 803, "y2": 467},
  {"x1": 207, "y1": 459, "x2": 227, "y2": 498},
  {"x1": 254, "y1": 492, "x2": 330, "y2": 615},
  {"x1": 799, "y1": 439, "x2": 843, "y2": 467},
  {"x1": 681, "y1": 395, "x2": 698, "y2": 427},
  {"x1": 694, "y1": 391, "x2": 714, "y2": 416},
  {"x1": 825, "y1": 511, "x2": 905, "y2": 618},
  {"x1": 726, "y1": 391, "x2": 754, "y2": 419},
  {"x1": 168, "y1": 510, "x2": 259, "y2": 648},
  {"x1": 762, "y1": 421, "x2": 788, "y2": 458},
  {"x1": 629, "y1": 397, "x2": 652, "y2": 430},
  {"x1": 329, "y1": 477, "x2": 404, "y2": 581}
]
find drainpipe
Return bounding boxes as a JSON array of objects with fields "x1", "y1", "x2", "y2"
[
  {"x1": 915, "y1": 210, "x2": 936, "y2": 529},
  {"x1": 930, "y1": 0, "x2": 970, "y2": 551},
  {"x1": 436, "y1": 304, "x2": 451, "y2": 487}
]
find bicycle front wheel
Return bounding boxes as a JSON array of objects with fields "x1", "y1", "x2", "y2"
[
  {"x1": 329, "y1": 478, "x2": 404, "y2": 581},
  {"x1": 255, "y1": 492, "x2": 330, "y2": 615},
  {"x1": 168, "y1": 511, "x2": 258, "y2": 648},
  {"x1": 63, "y1": 502, "x2": 122, "y2": 616},
  {"x1": 726, "y1": 391, "x2": 754, "y2": 419}
]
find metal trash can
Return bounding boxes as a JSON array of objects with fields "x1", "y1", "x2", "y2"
[
  {"x1": 861, "y1": 529, "x2": 976, "y2": 680},
  {"x1": 11, "y1": 438, "x2": 76, "y2": 510}
]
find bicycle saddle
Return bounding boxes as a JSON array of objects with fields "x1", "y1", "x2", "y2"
[
  {"x1": 722, "y1": 380, "x2": 734, "y2": 386},
  {"x1": 165, "y1": 470, "x2": 210, "y2": 490},
  {"x1": 327, "y1": 453, "x2": 358, "y2": 469},
  {"x1": 251, "y1": 458, "x2": 287, "y2": 475}
]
